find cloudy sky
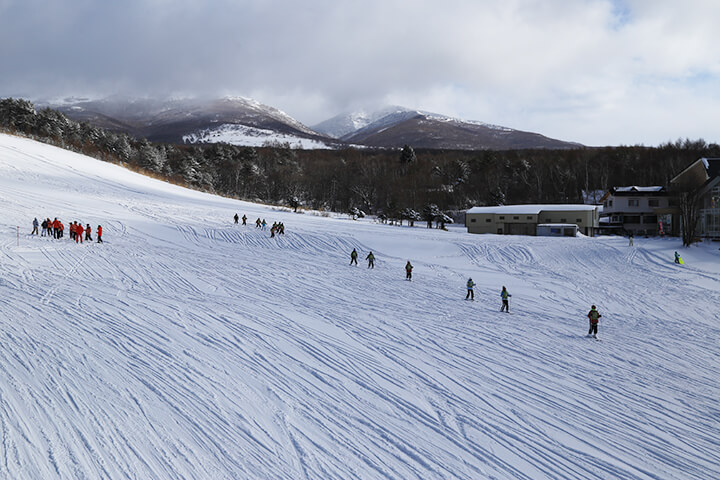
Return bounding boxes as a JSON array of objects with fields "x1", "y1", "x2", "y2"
[{"x1": 1, "y1": 0, "x2": 718, "y2": 146}]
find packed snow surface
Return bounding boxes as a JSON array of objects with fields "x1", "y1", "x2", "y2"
[{"x1": 1, "y1": 133, "x2": 719, "y2": 479}]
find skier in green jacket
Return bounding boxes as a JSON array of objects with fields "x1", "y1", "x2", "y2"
[
  {"x1": 366, "y1": 251, "x2": 375, "y2": 269},
  {"x1": 500, "y1": 286, "x2": 511, "y2": 312},
  {"x1": 466, "y1": 278, "x2": 476, "y2": 300}
]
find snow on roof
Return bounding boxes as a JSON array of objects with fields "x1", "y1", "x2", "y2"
[
  {"x1": 613, "y1": 186, "x2": 665, "y2": 193},
  {"x1": 466, "y1": 204, "x2": 598, "y2": 215}
]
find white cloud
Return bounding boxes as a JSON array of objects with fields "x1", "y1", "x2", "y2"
[{"x1": 1, "y1": 0, "x2": 718, "y2": 145}]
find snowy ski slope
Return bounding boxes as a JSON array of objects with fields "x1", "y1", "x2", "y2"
[{"x1": 0, "y1": 133, "x2": 719, "y2": 479}]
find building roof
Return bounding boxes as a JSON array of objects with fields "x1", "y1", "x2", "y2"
[
  {"x1": 466, "y1": 204, "x2": 598, "y2": 215},
  {"x1": 612, "y1": 186, "x2": 665, "y2": 193}
]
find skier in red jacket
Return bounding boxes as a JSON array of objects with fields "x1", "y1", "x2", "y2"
[
  {"x1": 97, "y1": 225, "x2": 103, "y2": 243},
  {"x1": 76, "y1": 223, "x2": 84, "y2": 243}
]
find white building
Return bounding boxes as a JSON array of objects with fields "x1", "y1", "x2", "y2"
[
  {"x1": 465, "y1": 205, "x2": 600, "y2": 236},
  {"x1": 600, "y1": 186, "x2": 675, "y2": 236}
]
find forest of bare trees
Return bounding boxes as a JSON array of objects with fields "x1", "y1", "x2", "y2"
[{"x1": 2, "y1": 97, "x2": 718, "y2": 223}]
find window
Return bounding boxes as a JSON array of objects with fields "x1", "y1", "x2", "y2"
[
  {"x1": 485, "y1": 218, "x2": 491, "y2": 223},
  {"x1": 499, "y1": 216, "x2": 505, "y2": 220},
  {"x1": 609, "y1": 200, "x2": 613, "y2": 207},
  {"x1": 526, "y1": 216, "x2": 533, "y2": 220},
  {"x1": 560, "y1": 218, "x2": 567, "y2": 222},
  {"x1": 470, "y1": 218, "x2": 477, "y2": 223},
  {"x1": 628, "y1": 199, "x2": 639, "y2": 207},
  {"x1": 513, "y1": 216, "x2": 519, "y2": 220},
  {"x1": 545, "y1": 218, "x2": 551, "y2": 222},
  {"x1": 576, "y1": 218, "x2": 582, "y2": 223},
  {"x1": 643, "y1": 215, "x2": 657, "y2": 224},
  {"x1": 624, "y1": 215, "x2": 641, "y2": 224},
  {"x1": 551, "y1": 228, "x2": 561, "y2": 234},
  {"x1": 648, "y1": 199, "x2": 659, "y2": 207}
]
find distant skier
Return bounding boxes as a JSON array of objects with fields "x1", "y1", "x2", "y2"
[
  {"x1": 234, "y1": 213, "x2": 239, "y2": 224},
  {"x1": 366, "y1": 251, "x2": 375, "y2": 269},
  {"x1": 242, "y1": 214, "x2": 247, "y2": 225},
  {"x1": 587, "y1": 305, "x2": 602, "y2": 339},
  {"x1": 85, "y1": 224, "x2": 92, "y2": 242},
  {"x1": 500, "y1": 286, "x2": 511, "y2": 313},
  {"x1": 97, "y1": 225, "x2": 103, "y2": 243},
  {"x1": 405, "y1": 261, "x2": 413, "y2": 281},
  {"x1": 262, "y1": 219, "x2": 267, "y2": 230},
  {"x1": 350, "y1": 248, "x2": 358, "y2": 266},
  {"x1": 32, "y1": 217, "x2": 39, "y2": 235},
  {"x1": 466, "y1": 278, "x2": 476, "y2": 300},
  {"x1": 674, "y1": 251, "x2": 683, "y2": 264},
  {"x1": 75, "y1": 223, "x2": 84, "y2": 243},
  {"x1": 256, "y1": 218, "x2": 261, "y2": 228},
  {"x1": 41, "y1": 218, "x2": 48, "y2": 236},
  {"x1": 628, "y1": 233, "x2": 634, "y2": 246}
]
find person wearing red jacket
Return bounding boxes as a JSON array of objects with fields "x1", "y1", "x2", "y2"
[
  {"x1": 76, "y1": 223, "x2": 84, "y2": 243},
  {"x1": 85, "y1": 224, "x2": 92, "y2": 241},
  {"x1": 69, "y1": 222, "x2": 76, "y2": 241},
  {"x1": 58, "y1": 221, "x2": 64, "y2": 239},
  {"x1": 97, "y1": 225, "x2": 103, "y2": 243},
  {"x1": 52, "y1": 218, "x2": 60, "y2": 238}
]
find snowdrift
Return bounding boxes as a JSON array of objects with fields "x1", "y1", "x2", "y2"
[{"x1": 1, "y1": 133, "x2": 719, "y2": 479}]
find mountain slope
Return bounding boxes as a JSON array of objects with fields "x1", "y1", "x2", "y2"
[
  {"x1": 45, "y1": 96, "x2": 333, "y2": 146},
  {"x1": 338, "y1": 109, "x2": 581, "y2": 150},
  {"x1": 0, "y1": 133, "x2": 718, "y2": 479}
]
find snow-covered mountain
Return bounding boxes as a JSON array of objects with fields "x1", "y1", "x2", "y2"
[
  {"x1": 1, "y1": 132, "x2": 718, "y2": 479},
  {"x1": 311, "y1": 105, "x2": 415, "y2": 139},
  {"x1": 44, "y1": 96, "x2": 333, "y2": 147},
  {"x1": 316, "y1": 106, "x2": 582, "y2": 150}
]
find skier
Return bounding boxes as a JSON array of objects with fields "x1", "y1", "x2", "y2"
[
  {"x1": 85, "y1": 224, "x2": 92, "y2": 242},
  {"x1": 366, "y1": 251, "x2": 375, "y2": 269},
  {"x1": 405, "y1": 261, "x2": 413, "y2": 281},
  {"x1": 97, "y1": 225, "x2": 103, "y2": 243},
  {"x1": 466, "y1": 278, "x2": 476, "y2": 300},
  {"x1": 76, "y1": 223, "x2": 84, "y2": 243},
  {"x1": 350, "y1": 248, "x2": 358, "y2": 265},
  {"x1": 674, "y1": 251, "x2": 682, "y2": 264},
  {"x1": 587, "y1": 305, "x2": 602, "y2": 339},
  {"x1": 234, "y1": 213, "x2": 239, "y2": 224},
  {"x1": 270, "y1": 225, "x2": 276, "y2": 238},
  {"x1": 242, "y1": 214, "x2": 247, "y2": 226},
  {"x1": 500, "y1": 286, "x2": 511, "y2": 313},
  {"x1": 256, "y1": 218, "x2": 261, "y2": 228},
  {"x1": 69, "y1": 221, "x2": 76, "y2": 241},
  {"x1": 261, "y1": 219, "x2": 267, "y2": 230},
  {"x1": 628, "y1": 233, "x2": 634, "y2": 246},
  {"x1": 32, "y1": 218, "x2": 39, "y2": 235},
  {"x1": 41, "y1": 218, "x2": 48, "y2": 236}
]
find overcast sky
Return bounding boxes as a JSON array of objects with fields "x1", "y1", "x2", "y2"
[{"x1": 1, "y1": 0, "x2": 719, "y2": 146}]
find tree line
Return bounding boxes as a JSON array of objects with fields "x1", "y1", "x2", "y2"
[{"x1": 2, "y1": 97, "x2": 718, "y2": 224}]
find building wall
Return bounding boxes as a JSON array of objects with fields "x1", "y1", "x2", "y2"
[
  {"x1": 466, "y1": 209, "x2": 597, "y2": 236},
  {"x1": 603, "y1": 193, "x2": 672, "y2": 235}
]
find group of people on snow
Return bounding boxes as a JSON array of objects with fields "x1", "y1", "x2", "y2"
[
  {"x1": 32, "y1": 217, "x2": 103, "y2": 243},
  {"x1": 234, "y1": 214, "x2": 286, "y2": 238}
]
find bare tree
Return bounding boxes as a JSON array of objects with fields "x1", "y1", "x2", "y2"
[{"x1": 678, "y1": 189, "x2": 701, "y2": 247}]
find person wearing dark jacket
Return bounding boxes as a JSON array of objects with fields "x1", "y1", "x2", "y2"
[
  {"x1": 587, "y1": 305, "x2": 602, "y2": 338},
  {"x1": 366, "y1": 252, "x2": 375, "y2": 269},
  {"x1": 350, "y1": 248, "x2": 358, "y2": 265},
  {"x1": 405, "y1": 261, "x2": 413, "y2": 280}
]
